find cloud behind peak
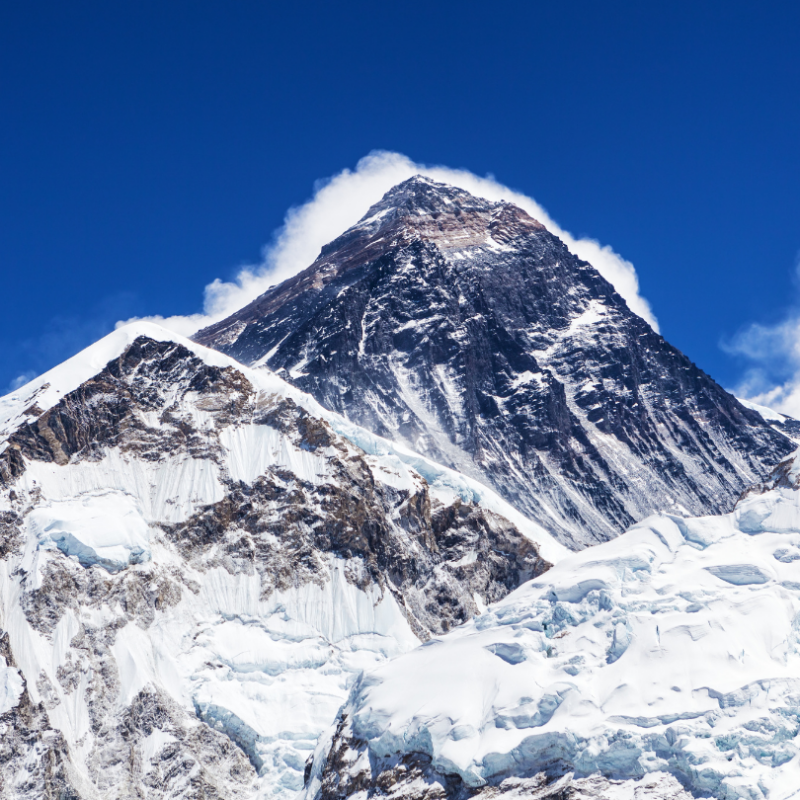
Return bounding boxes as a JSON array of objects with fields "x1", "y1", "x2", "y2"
[{"x1": 120, "y1": 151, "x2": 659, "y2": 335}]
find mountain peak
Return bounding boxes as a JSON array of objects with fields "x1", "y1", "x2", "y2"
[
  {"x1": 358, "y1": 174, "x2": 498, "y2": 225},
  {"x1": 195, "y1": 170, "x2": 794, "y2": 549}
]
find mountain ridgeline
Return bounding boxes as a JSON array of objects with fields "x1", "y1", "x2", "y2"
[
  {"x1": 0, "y1": 324, "x2": 559, "y2": 798},
  {"x1": 196, "y1": 176, "x2": 793, "y2": 549}
]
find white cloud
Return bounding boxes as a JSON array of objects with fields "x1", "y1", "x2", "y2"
[
  {"x1": 7, "y1": 372, "x2": 36, "y2": 393},
  {"x1": 115, "y1": 313, "x2": 209, "y2": 338},
  {"x1": 721, "y1": 254, "x2": 800, "y2": 419},
  {"x1": 121, "y1": 150, "x2": 658, "y2": 335},
  {"x1": 725, "y1": 313, "x2": 800, "y2": 419}
]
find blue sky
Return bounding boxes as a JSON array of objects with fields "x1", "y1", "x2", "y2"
[{"x1": 2, "y1": 1, "x2": 799, "y2": 408}]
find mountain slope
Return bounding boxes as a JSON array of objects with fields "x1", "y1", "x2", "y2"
[
  {"x1": 195, "y1": 176, "x2": 794, "y2": 549},
  {"x1": 0, "y1": 322, "x2": 562, "y2": 799},
  {"x1": 303, "y1": 449, "x2": 800, "y2": 800}
]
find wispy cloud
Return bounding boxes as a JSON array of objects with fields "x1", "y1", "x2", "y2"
[
  {"x1": 121, "y1": 150, "x2": 659, "y2": 335},
  {"x1": 724, "y1": 260, "x2": 800, "y2": 417},
  {"x1": 5, "y1": 372, "x2": 36, "y2": 394},
  {"x1": 1, "y1": 293, "x2": 139, "y2": 396}
]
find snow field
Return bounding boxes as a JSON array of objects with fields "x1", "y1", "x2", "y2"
[{"x1": 143, "y1": 558, "x2": 419, "y2": 795}]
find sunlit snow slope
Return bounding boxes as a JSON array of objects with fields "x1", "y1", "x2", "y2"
[
  {"x1": 305, "y1": 452, "x2": 800, "y2": 800},
  {"x1": 0, "y1": 321, "x2": 563, "y2": 799}
]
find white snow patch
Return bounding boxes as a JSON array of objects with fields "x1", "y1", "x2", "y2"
[
  {"x1": 0, "y1": 660, "x2": 23, "y2": 715},
  {"x1": 26, "y1": 491, "x2": 151, "y2": 573},
  {"x1": 738, "y1": 396, "x2": 787, "y2": 423},
  {"x1": 150, "y1": 558, "x2": 419, "y2": 794}
]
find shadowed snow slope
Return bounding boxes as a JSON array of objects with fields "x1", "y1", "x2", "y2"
[
  {"x1": 0, "y1": 321, "x2": 563, "y2": 799},
  {"x1": 304, "y1": 451, "x2": 800, "y2": 800}
]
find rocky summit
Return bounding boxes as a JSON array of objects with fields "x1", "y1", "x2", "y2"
[{"x1": 196, "y1": 176, "x2": 794, "y2": 549}]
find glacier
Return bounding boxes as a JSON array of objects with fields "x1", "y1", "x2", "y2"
[
  {"x1": 304, "y1": 452, "x2": 800, "y2": 800},
  {"x1": 26, "y1": 491, "x2": 152, "y2": 572}
]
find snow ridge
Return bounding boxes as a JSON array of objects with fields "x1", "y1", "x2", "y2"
[{"x1": 305, "y1": 452, "x2": 800, "y2": 800}]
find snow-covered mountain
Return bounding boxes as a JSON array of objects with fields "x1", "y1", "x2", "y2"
[
  {"x1": 0, "y1": 321, "x2": 563, "y2": 799},
  {"x1": 195, "y1": 176, "x2": 795, "y2": 549},
  {"x1": 303, "y1": 449, "x2": 800, "y2": 800},
  {"x1": 4, "y1": 176, "x2": 798, "y2": 800},
  {"x1": 738, "y1": 396, "x2": 800, "y2": 442}
]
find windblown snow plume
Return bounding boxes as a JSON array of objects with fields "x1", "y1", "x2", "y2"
[{"x1": 124, "y1": 151, "x2": 658, "y2": 334}]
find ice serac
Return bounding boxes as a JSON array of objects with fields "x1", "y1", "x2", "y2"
[
  {"x1": 0, "y1": 322, "x2": 560, "y2": 799},
  {"x1": 304, "y1": 449, "x2": 800, "y2": 800},
  {"x1": 196, "y1": 176, "x2": 795, "y2": 549}
]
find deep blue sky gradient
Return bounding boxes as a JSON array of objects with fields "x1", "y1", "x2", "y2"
[{"x1": 2, "y1": 1, "x2": 799, "y2": 392}]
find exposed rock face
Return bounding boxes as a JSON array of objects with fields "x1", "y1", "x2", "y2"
[
  {"x1": 196, "y1": 176, "x2": 794, "y2": 548},
  {"x1": 0, "y1": 632, "x2": 83, "y2": 800},
  {"x1": 0, "y1": 324, "x2": 555, "y2": 798}
]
